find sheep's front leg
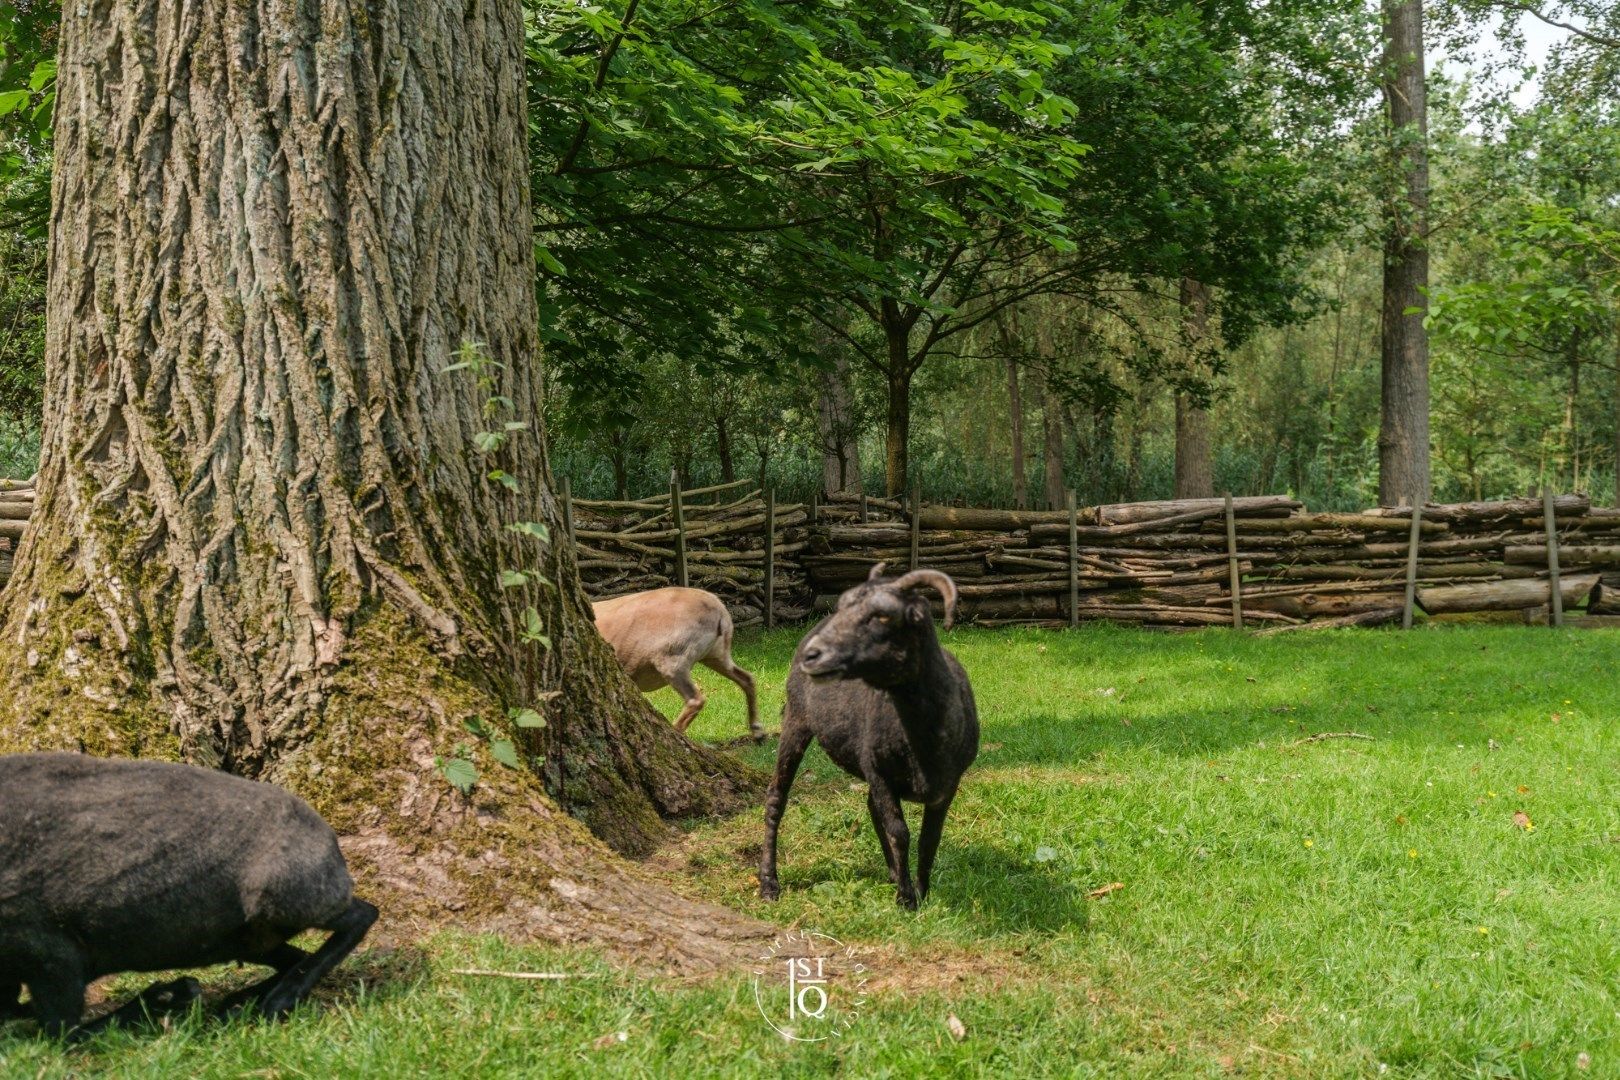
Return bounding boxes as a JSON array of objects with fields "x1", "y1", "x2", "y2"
[
  {"x1": 0, "y1": 982, "x2": 26, "y2": 1020},
  {"x1": 867, "y1": 790, "x2": 901, "y2": 883},
  {"x1": 73, "y1": 978, "x2": 202, "y2": 1039},
  {"x1": 664, "y1": 667, "x2": 708, "y2": 733},
  {"x1": 917, "y1": 787, "x2": 958, "y2": 901},
  {"x1": 759, "y1": 721, "x2": 813, "y2": 901},
  {"x1": 27, "y1": 969, "x2": 86, "y2": 1041},
  {"x1": 866, "y1": 780, "x2": 917, "y2": 909}
]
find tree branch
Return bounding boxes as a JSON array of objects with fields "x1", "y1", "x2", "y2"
[{"x1": 1484, "y1": 0, "x2": 1620, "y2": 48}]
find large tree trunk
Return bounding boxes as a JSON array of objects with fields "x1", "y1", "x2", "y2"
[
  {"x1": 1174, "y1": 278, "x2": 1215, "y2": 499},
  {"x1": 1378, "y1": 0, "x2": 1432, "y2": 507},
  {"x1": 1, "y1": 0, "x2": 761, "y2": 963},
  {"x1": 817, "y1": 353, "x2": 863, "y2": 496},
  {"x1": 1613, "y1": 337, "x2": 1619, "y2": 508}
]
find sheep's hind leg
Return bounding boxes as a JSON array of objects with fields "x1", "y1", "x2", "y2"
[
  {"x1": 759, "y1": 721, "x2": 814, "y2": 901},
  {"x1": 702, "y1": 655, "x2": 760, "y2": 740},
  {"x1": 867, "y1": 781, "x2": 917, "y2": 909},
  {"x1": 216, "y1": 942, "x2": 313, "y2": 1019},
  {"x1": 253, "y1": 898, "x2": 379, "y2": 1020}
]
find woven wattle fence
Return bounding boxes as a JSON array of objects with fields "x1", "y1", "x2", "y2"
[
  {"x1": 804, "y1": 492, "x2": 1619, "y2": 630},
  {"x1": 3, "y1": 474, "x2": 1615, "y2": 630}
]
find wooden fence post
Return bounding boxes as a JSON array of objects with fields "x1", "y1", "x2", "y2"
[
  {"x1": 810, "y1": 490, "x2": 820, "y2": 526},
  {"x1": 670, "y1": 470, "x2": 688, "y2": 588},
  {"x1": 1067, "y1": 490, "x2": 1079, "y2": 629},
  {"x1": 1544, "y1": 488, "x2": 1564, "y2": 627},
  {"x1": 1224, "y1": 493, "x2": 1243, "y2": 629},
  {"x1": 1402, "y1": 499, "x2": 1423, "y2": 630},
  {"x1": 764, "y1": 487, "x2": 776, "y2": 629},
  {"x1": 909, "y1": 485, "x2": 921, "y2": 570},
  {"x1": 560, "y1": 475, "x2": 576, "y2": 549},
  {"x1": 860, "y1": 493, "x2": 869, "y2": 523}
]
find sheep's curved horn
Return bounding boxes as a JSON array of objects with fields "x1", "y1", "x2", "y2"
[
  {"x1": 867, "y1": 561, "x2": 889, "y2": 582},
  {"x1": 891, "y1": 569, "x2": 958, "y2": 630}
]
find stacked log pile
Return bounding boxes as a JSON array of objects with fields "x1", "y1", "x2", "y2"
[
  {"x1": 569, "y1": 478, "x2": 813, "y2": 626},
  {"x1": 0, "y1": 476, "x2": 32, "y2": 591},
  {"x1": 803, "y1": 493, "x2": 1620, "y2": 629},
  {"x1": 2, "y1": 474, "x2": 1616, "y2": 630}
]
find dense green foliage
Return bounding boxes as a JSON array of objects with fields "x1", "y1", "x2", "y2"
[
  {"x1": 4, "y1": 624, "x2": 1616, "y2": 1075},
  {"x1": 1, "y1": 1, "x2": 1616, "y2": 502}
]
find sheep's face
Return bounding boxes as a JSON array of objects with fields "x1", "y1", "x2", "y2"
[{"x1": 798, "y1": 583, "x2": 929, "y2": 685}]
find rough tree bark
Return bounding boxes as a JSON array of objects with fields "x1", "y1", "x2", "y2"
[
  {"x1": 1379, "y1": 0, "x2": 1432, "y2": 506},
  {"x1": 0, "y1": 0, "x2": 762, "y2": 964},
  {"x1": 1174, "y1": 278, "x2": 1215, "y2": 499},
  {"x1": 816, "y1": 353, "x2": 863, "y2": 496}
]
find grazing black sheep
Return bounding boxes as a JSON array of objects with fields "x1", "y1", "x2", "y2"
[
  {"x1": 0, "y1": 752, "x2": 377, "y2": 1040},
  {"x1": 759, "y1": 563, "x2": 978, "y2": 909}
]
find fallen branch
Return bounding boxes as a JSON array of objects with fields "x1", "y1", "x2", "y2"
[
  {"x1": 1289, "y1": 731, "x2": 1374, "y2": 746},
  {"x1": 448, "y1": 969, "x2": 587, "y2": 981}
]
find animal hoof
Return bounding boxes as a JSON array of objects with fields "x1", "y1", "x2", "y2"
[
  {"x1": 750, "y1": 730, "x2": 766, "y2": 744},
  {"x1": 896, "y1": 892, "x2": 919, "y2": 911},
  {"x1": 759, "y1": 880, "x2": 781, "y2": 902}
]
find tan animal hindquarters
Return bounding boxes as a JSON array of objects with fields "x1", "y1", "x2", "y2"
[{"x1": 591, "y1": 587, "x2": 761, "y2": 739}]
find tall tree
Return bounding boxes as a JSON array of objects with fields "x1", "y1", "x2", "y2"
[
  {"x1": 817, "y1": 354, "x2": 864, "y2": 497},
  {"x1": 1174, "y1": 278, "x2": 1216, "y2": 498},
  {"x1": 996, "y1": 310, "x2": 1030, "y2": 509},
  {"x1": 0, "y1": 0, "x2": 757, "y2": 956},
  {"x1": 1379, "y1": 0, "x2": 1434, "y2": 505}
]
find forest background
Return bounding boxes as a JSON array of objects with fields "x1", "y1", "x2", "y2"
[{"x1": 3, "y1": 0, "x2": 1617, "y2": 512}]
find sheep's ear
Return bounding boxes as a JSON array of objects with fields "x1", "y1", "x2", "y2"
[{"x1": 906, "y1": 600, "x2": 928, "y2": 625}]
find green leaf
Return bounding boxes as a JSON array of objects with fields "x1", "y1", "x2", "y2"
[
  {"x1": 510, "y1": 707, "x2": 546, "y2": 729},
  {"x1": 489, "y1": 737, "x2": 522, "y2": 770},
  {"x1": 536, "y1": 245, "x2": 568, "y2": 276},
  {"x1": 0, "y1": 90, "x2": 29, "y2": 118},
  {"x1": 435, "y1": 756, "x2": 478, "y2": 794},
  {"x1": 508, "y1": 521, "x2": 550, "y2": 542},
  {"x1": 499, "y1": 569, "x2": 531, "y2": 588}
]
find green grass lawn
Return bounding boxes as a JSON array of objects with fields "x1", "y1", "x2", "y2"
[{"x1": 3, "y1": 624, "x2": 1618, "y2": 1077}]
